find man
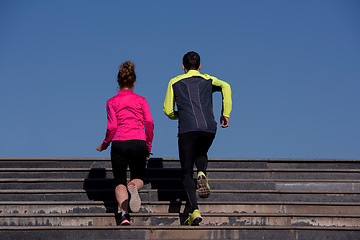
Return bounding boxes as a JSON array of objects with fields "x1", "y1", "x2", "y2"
[{"x1": 164, "y1": 51, "x2": 232, "y2": 225}]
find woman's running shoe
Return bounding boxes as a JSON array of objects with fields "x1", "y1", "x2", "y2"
[
  {"x1": 119, "y1": 213, "x2": 131, "y2": 226},
  {"x1": 127, "y1": 183, "x2": 141, "y2": 212}
]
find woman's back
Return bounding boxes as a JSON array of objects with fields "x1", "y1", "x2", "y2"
[{"x1": 107, "y1": 90, "x2": 152, "y2": 142}]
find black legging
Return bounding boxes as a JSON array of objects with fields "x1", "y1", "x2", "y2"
[
  {"x1": 111, "y1": 140, "x2": 147, "y2": 186},
  {"x1": 178, "y1": 131, "x2": 215, "y2": 212}
]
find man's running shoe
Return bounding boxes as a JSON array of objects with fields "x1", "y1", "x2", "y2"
[
  {"x1": 128, "y1": 183, "x2": 141, "y2": 212},
  {"x1": 119, "y1": 213, "x2": 131, "y2": 226},
  {"x1": 197, "y1": 171, "x2": 210, "y2": 198},
  {"x1": 184, "y1": 209, "x2": 202, "y2": 226}
]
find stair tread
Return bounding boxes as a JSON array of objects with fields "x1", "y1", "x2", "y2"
[
  {"x1": 2, "y1": 178, "x2": 360, "y2": 183},
  {"x1": 1, "y1": 168, "x2": 360, "y2": 173},
  {"x1": 1, "y1": 212, "x2": 360, "y2": 217},
  {"x1": 2, "y1": 201, "x2": 360, "y2": 206},
  {"x1": 1, "y1": 158, "x2": 360, "y2": 163},
  {"x1": 1, "y1": 225, "x2": 359, "y2": 230},
  {"x1": 1, "y1": 189, "x2": 360, "y2": 194},
  {"x1": 1, "y1": 200, "x2": 360, "y2": 206}
]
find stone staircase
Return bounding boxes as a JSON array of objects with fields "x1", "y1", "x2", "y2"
[{"x1": 0, "y1": 158, "x2": 360, "y2": 240}]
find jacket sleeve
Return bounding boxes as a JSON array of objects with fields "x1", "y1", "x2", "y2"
[
  {"x1": 142, "y1": 98, "x2": 154, "y2": 152},
  {"x1": 101, "y1": 100, "x2": 118, "y2": 150},
  {"x1": 208, "y1": 75, "x2": 232, "y2": 118},
  {"x1": 163, "y1": 80, "x2": 179, "y2": 120}
]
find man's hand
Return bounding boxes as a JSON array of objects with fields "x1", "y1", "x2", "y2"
[
  {"x1": 96, "y1": 144, "x2": 103, "y2": 152},
  {"x1": 220, "y1": 116, "x2": 229, "y2": 128}
]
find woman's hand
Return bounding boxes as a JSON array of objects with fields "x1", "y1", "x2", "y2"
[
  {"x1": 96, "y1": 144, "x2": 103, "y2": 152},
  {"x1": 146, "y1": 151, "x2": 152, "y2": 160}
]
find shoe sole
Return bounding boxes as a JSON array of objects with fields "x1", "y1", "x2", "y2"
[
  {"x1": 197, "y1": 176, "x2": 210, "y2": 198},
  {"x1": 120, "y1": 219, "x2": 130, "y2": 226},
  {"x1": 128, "y1": 185, "x2": 141, "y2": 212},
  {"x1": 191, "y1": 215, "x2": 202, "y2": 226}
]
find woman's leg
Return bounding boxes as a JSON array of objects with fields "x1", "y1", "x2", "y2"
[
  {"x1": 111, "y1": 141, "x2": 129, "y2": 214},
  {"x1": 114, "y1": 184, "x2": 128, "y2": 214},
  {"x1": 127, "y1": 140, "x2": 147, "y2": 212},
  {"x1": 129, "y1": 179, "x2": 144, "y2": 190}
]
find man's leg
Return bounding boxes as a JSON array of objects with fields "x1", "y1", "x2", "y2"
[
  {"x1": 195, "y1": 132, "x2": 215, "y2": 198},
  {"x1": 178, "y1": 132, "x2": 199, "y2": 212},
  {"x1": 194, "y1": 132, "x2": 215, "y2": 174}
]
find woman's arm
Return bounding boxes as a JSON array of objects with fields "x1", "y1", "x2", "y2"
[
  {"x1": 142, "y1": 98, "x2": 154, "y2": 153},
  {"x1": 99, "y1": 100, "x2": 118, "y2": 151}
]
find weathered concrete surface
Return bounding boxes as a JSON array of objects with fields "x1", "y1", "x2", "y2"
[
  {"x1": 0, "y1": 226, "x2": 360, "y2": 240},
  {"x1": 1, "y1": 158, "x2": 360, "y2": 239},
  {"x1": 1, "y1": 213, "x2": 360, "y2": 227},
  {"x1": 3, "y1": 201, "x2": 360, "y2": 215}
]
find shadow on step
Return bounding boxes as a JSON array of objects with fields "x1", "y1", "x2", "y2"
[
  {"x1": 82, "y1": 159, "x2": 194, "y2": 225},
  {"x1": 146, "y1": 158, "x2": 192, "y2": 225},
  {"x1": 83, "y1": 168, "x2": 117, "y2": 213},
  {"x1": 146, "y1": 158, "x2": 185, "y2": 201}
]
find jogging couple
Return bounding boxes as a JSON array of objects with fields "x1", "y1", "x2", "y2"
[{"x1": 96, "y1": 51, "x2": 232, "y2": 226}]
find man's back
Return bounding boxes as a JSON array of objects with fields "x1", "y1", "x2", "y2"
[
  {"x1": 164, "y1": 70, "x2": 232, "y2": 133},
  {"x1": 173, "y1": 74, "x2": 217, "y2": 134}
]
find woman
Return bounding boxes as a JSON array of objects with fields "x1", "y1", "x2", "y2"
[{"x1": 96, "y1": 61, "x2": 154, "y2": 226}]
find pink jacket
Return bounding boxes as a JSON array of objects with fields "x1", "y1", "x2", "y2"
[{"x1": 101, "y1": 90, "x2": 154, "y2": 152}]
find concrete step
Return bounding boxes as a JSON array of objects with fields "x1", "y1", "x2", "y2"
[
  {"x1": 3, "y1": 201, "x2": 360, "y2": 215},
  {"x1": 1, "y1": 158, "x2": 360, "y2": 169},
  {"x1": 1, "y1": 178, "x2": 360, "y2": 191},
  {"x1": 1, "y1": 168, "x2": 360, "y2": 180},
  {"x1": 0, "y1": 225, "x2": 359, "y2": 240},
  {"x1": 1, "y1": 212, "x2": 360, "y2": 227},
  {"x1": 146, "y1": 168, "x2": 360, "y2": 180},
  {"x1": 1, "y1": 158, "x2": 360, "y2": 239},
  {"x1": 1, "y1": 189, "x2": 360, "y2": 202},
  {"x1": 2, "y1": 201, "x2": 360, "y2": 215},
  {"x1": 0, "y1": 158, "x2": 112, "y2": 169}
]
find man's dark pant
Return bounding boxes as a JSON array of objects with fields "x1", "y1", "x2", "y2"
[{"x1": 178, "y1": 131, "x2": 215, "y2": 211}]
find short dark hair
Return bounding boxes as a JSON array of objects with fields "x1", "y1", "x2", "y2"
[{"x1": 183, "y1": 51, "x2": 200, "y2": 70}]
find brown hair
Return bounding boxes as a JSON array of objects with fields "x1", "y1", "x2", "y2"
[{"x1": 117, "y1": 61, "x2": 136, "y2": 88}]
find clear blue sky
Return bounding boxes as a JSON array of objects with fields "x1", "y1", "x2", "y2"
[{"x1": 1, "y1": 0, "x2": 359, "y2": 159}]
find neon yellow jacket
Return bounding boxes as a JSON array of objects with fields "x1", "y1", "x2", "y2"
[{"x1": 164, "y1": 70, "x2": 232, "y2": 133}]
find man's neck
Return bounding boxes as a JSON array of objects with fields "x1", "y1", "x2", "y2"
[{"x1": 184, "y1": 69, "x2": 199, "y2": 74}]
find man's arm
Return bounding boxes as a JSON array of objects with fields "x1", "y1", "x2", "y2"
[
  {"x1": 208, "y1": 75, "x2": 232, "y2": 119},
  {"x1": 163, "y1": 80, "x2": 179, "y2": 120}
]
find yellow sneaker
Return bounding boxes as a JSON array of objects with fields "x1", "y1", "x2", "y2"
[
  {"x1": 197, "y1": 171, "x2": 210, "y2": 198},
  {"x1": 185, "y1": 209, "x2": 202, "y2": 226}
]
